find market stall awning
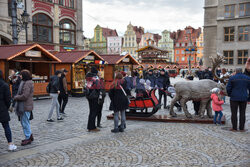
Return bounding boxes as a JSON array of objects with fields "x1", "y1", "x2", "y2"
[
  {"x1": 0, "y1": 43, "x2": 61, "y2": 62},
  {"x1": 54, "y1": 50, "x2": 104, "y2": 64},
  {"x1": 100, "y1": 53, "x2": 140, "y2": 65}
]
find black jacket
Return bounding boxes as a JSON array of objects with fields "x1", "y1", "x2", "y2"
[
  {"x1": 145, "y1": 74, "x2": 156, "y2": 87},
  {"x1": 109, "y1": 79, "x2": 128, "y2": 112},
  {"x1": 0, "y1": 79, "x2": 11, "y2": 123},
  {"x1": 156, "y1": 74, "x2": 170, "y2": 89},
  {"x1": 49, "y1": 75, "x2": 60, "y2": 93}
]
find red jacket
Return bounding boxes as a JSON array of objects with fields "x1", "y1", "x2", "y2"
[{"x1": 211, "y1": 93, "x2": 224, "y2": 112}]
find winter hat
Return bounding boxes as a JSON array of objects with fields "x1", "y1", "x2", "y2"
[
  {"x1": 91, "y1": 66, "x2": 98, "y2": 74},
  {"x1": 210, "y1": 88, "x2": 220, "y2": 94}
]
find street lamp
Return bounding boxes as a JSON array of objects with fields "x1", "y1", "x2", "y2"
[
  {"x1": 185, "y1": 30, "x2": 197, "y2": 71},
  {"x1": 11, "y1": 0, "x2": 30, "y2": 44}
]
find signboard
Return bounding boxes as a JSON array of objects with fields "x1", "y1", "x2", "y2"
[
  {"x1": 63, "y1": 47, "x2": 75, "y2": 50},
  {"x1": 25, "y1": 50, "x2": 41, "y2": 58},
  {"x1": 122, "y1": 58, "x2": 130, "y2": 63},
  {"x1": 85, "y1": 55, "x2": 94, "y2": 60}
]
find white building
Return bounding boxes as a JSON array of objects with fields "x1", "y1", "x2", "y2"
[{"x1": 107, "y1": 36, "x2": 123, "y2": 54}]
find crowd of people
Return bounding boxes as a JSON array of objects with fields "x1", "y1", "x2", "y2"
[{"x1": 0, "y1": 57, "x2": 249, "y2": 151}]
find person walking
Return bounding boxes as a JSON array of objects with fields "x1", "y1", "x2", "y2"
[
  {"x1": 96, "y1": 71, "x2": 106, "y2": 128},
  {"x1": 157, "y1": 69, "x2": 170, "y2": 109},
  {"x1": 226, "y1": 68, "x2": 250, "y2": 132},
  {"x1": 86, "y1": 67, "x2": 100, "y2": 132},
  {"x1": 58, "y1": 69, "x2": 68, "y2": 115},
  {"x1": 47, "y1": 71, "x2": 63, "y2": 122},
  {"x1": 14, "y1": 70, "x2": 34, "y2": 146},
  {"x1": 0, "y1": 70, "x2": 17, "y2": 151},
  {"x1": 210, "y1": 88, "x2": 224, "y2": 125},
  {"x1": 109, "y1": 72, "x2": 128, "y2": 133}
]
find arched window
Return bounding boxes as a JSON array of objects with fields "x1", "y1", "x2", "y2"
[
  {"x1": 59, "y1": 19, "x2": 76, "y2": 45},
  {"x1": 32, "y1": 13, "x2": 53, "y2": 43}
]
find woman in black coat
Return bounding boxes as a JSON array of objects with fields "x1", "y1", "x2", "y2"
[
  {"x1": 109, "y1": 72, "x2": 128, "y2": 133},
  {"x1": 0, "y1": 70, "x2": 17, "y2": 151}
]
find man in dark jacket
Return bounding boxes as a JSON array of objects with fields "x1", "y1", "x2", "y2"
[
  {"x1": 157, "y1": 69, "x2": 170, "y2": 109},
  {"x1": 226, "y1": 68, "x2": 250, "y2": 132},
  {"x1": 0, "y1": 70, "x2": 17, "y2": 151},
  {"x1": 58, "y1": 69, "x2": 68, "y2": 114},
  {"x1": 145, "y1": 70, "x2": 156, "y2": 88},
  {"x1": 47, "y1": 71, "x2": 63, "y2": 122},
  {"x1": 86, "y1": 66, "x2": 100, "y2": 132}
]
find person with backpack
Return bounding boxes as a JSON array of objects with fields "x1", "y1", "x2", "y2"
[
  {"x1": 0, "y1": 70, "x2": 17, "y2": 151},
  {"x1": 58, "y1": 69, "x2": 68, "y2": 115},
  {"x1": 47, "y1": 71, "x2": 63, "y2": 122},
  {"x1": 86, "y1": 67, "x2": 100, "y2": 132}
]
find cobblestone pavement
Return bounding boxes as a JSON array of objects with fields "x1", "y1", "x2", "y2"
[{"x1": 0, "y1": 77, "x2": 249, "y2": 167}]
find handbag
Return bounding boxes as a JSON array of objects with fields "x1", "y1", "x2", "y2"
[{"x1": 119, "y1": 85, "x2": 131, "y2": 104}]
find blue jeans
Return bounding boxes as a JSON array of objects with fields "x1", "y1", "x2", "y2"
[
  {"x1": 21, "y1": 112, "x2": 32, "y2": 139},
  {"x1": 1, "y1": 122, "x2": 12, "y2": 143},
  {"x1": 214, "y1": 111, "x2": 223, "y2": 124}
]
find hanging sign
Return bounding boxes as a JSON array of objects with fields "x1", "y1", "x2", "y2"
[
  {"x1": 122, "y1": 58, "x2": 130, "y2": 63},
  {"x1": 25, "y1": 50, "x2": 41, "y2": 57}
]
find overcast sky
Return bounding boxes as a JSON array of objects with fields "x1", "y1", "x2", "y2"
[{"x1": 82, "y1": 0, "x2": 204, "y2": 38}]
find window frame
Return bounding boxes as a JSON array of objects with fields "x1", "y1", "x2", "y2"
[
  {"x1": 59, "y1": 19, "x2": 76, "y2": 45},
  {"x1": 223, "y1": 50, "x2": 234, "y2": 65},
  {"x1": 239, "y1": 3, "x2": 250, "y2": 17},
  {"x1": 224, "y1": 4, "x2": 235, "y2": 18},
  {"x1": 237, "y1": 50, "x2": 248, "y2": 64},
  {"x1": 224, "y1": 27, "x2": 235, "y2": 42},
  {"x1": 32, "y1": 13, "x2": 53, "y2": 43},
  {"x1": 238, "y1": 26, "x2": 249, "y2": 41}
]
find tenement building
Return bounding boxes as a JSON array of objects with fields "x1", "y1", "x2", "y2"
[
  {"x1": 204, "y1": 0, "x2": 250, "y2": 69},
  {"x1": 0, "y1": 0, "x2": 83, "y2": 51}
]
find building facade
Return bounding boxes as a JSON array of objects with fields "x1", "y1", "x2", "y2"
[
  {"x1": 139, "y1": 32, "x2": 161, "y2": 48},
  {"x1": 83, "y1": 38, "x2": 90, "y2": 50},
  {"x1": 122, "y1": 22, "x2": 144, "y2": 59},
  {"x1": 171, "y1": 26, "x2": 201, "y2": 68},
  {"x1": 107, "y1": 36, "x2": 122, "y2": 54},
  {"x1": 158, "y1": 30, "x2": 174, "y2": 62},
  {"x1": 90, "y1": 25, "x2": 118, "y2": 54},
  {"x1": 204, "y1": 0, "x2": 250, "y2": 69},
  {"x1": 0, "y1": 0, "x2": 83, "y2": 51},
  {"x1": 196, "y1": 30, "x2": 204, "y2": 65}
]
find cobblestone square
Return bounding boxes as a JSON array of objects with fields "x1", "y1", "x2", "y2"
[{"x1": 0, "y1": 77, "x2": 249, "y2": 167}]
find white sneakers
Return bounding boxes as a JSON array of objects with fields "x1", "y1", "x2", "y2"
[{"x1": 8, "y1": 144, "x2": 17, "y2": 151}]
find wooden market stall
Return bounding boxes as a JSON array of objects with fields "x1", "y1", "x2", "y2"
[
  {"x1": 54, "y1": 50, "x2": 105, "y2": 97},
  {"x1": 0, "y1": 43, "x2": 61, "y2": 97},
  {"x1": 100, "y1": 53, "x2": 140, "y2": 90}
]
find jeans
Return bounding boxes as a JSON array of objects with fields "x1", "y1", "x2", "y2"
[
  {"x1": 1, "y1": 122, "x2": 12, "y2": 143},
  {"x1": 213, "y1": 111, "x2": 223, "y2": 124},
  {"x1": 48, "y1": 93, "x2": 60, "y2": 119},
  {"x1": 97, "y1": 103, "x2": 103, "y2": 126},
  {"x1": 114, "y1": 110, "x2": 126, "y2": 129},
  {"x1": 21, "y1": 112, "x2": 32, "y2": 139},
  {"x1": 159, "y1": 89, "x2": 167, "y2": 107},
  {"x1": 230, "y1": 100, "x2": 247, "y2": 130},
  {"x1": 87, "y1": 99, "x2": 98, "y2": 130},
  {"x1": 58, "y1": 92, "x2": 68, "y2": 113}
]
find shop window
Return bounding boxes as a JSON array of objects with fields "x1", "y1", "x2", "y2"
[
  {"x1": 32, "y1": 13, "x2": 53, "y2": 43},
  {"x1": 223, "y1": 50, "x2": 234, "y2": 65},
  {"x1": 238, "y1": 26, "x2": 249, "y2": 41},
  {"x1": 224, "y1": 27, "x2": 234, "y2": 42},
  {"x1": 239, "y1": 3, "x2": 250, "y2": 17},
  {"x1": 225, "y1": 5, "x2": 235, "y2": 18},
  {"x1": 59, "y1": 19, "x2": 76, "y2": 45},
  {"x1": 238, "y1": 50, "x2": 248, "y2": 64}
]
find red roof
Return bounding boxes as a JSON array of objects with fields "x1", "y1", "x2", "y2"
[
  {"x1": 133, "y1": 26, "x2": 144, "y2": 44},
  {"x1": 54, "y1": 50, "x2": 103, "y2": 63},
  {"x1": 102, "y1": 27, "x2": 118, "y2": 39},
  {"x1": 101, "y1": 54, "x2": 139, "y2": 65},
  {"x1": 171, "y1": 26, "x2": 201, "y2": 43},
  {"x1": 0, "y1": 43, "x2": 61, "y2": 62}
]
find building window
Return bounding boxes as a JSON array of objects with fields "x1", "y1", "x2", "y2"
[
  {"x1": 181, "y1": 57, "x2": 185, "y2": 61},
  {"x1": 238, "y1": 50, "x2": 248, "y2": 64},
  {"x1": 181, "y1": 43, "x2": 185, "y2": 47},
  {"x1": 181, "y1": 50, "x2": 184, "y2": 54},
  {"x1": 239, "y1": 3, "x2": 250, "y2": 17},
  {"x1": 176, "y1": 56, "x2": 179, "y2": 61},
  {"x1": 176, "y1": 43, "x2": 179, "y2": 47},
  {"x1": 32, "y1": 13, "x2": 53, "y2": 43},
  {"x1": 69, "y1": 0, "x2": 74, "y2": 8},
  {"x1": 59, "y1": 19, "x2": 76, "y2": 45},
  {"x1": 59, "y1": 0, "x2": 64, "y2": 5},
  {"x1": 238, "y1": 26, "x2": 249, "y2": 41},
  {"x1": 224, "y1": 27, "x2": 234, "y2": 42},
  {"x1": 225, "y1": 5, "x2": 235, "y2": 18},
  {"x1": 176, "y1": 50, "x2": 179, "y2": 54},
  {"x1": 223, "y1": 51, "x2": 234, "y2": 65}
]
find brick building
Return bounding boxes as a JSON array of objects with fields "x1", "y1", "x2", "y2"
[
  {"x1": 171, "y1": 26, "x2": 201, "y2": 68},
  {"x1": 0, "y1": 0, "x2": 83, "y2": 51}
]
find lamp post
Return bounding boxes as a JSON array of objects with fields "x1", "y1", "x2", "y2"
[
  {"x1": 11, "y1": 0, "x2": 30, "y2": 44},
  {"x1": 185, "y1": 30, "x2": 197, "y2": 71}
]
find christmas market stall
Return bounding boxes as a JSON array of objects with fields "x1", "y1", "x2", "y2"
[
  {"x1": 100, "y1": 53, "x2": 140, "y2": 90},
  {"x1": 54, "y1": 50, "x2": 105, "y2": 96},
  {"x1": 0, "y1": 43, "x2": 61, "y2": 97}
]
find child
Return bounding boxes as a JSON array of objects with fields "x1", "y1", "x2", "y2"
[{"x1": 210, "y1": 88, "x2": 224, "y2": 125}]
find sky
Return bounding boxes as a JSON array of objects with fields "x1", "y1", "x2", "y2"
[{"x1": 82, "y1": 0, "x2": 204, "y2": 38}]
